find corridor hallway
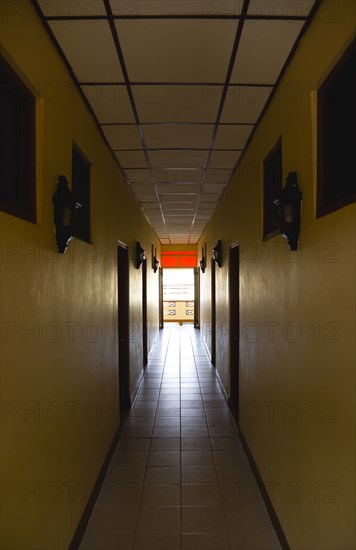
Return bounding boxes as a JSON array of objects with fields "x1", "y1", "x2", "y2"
[{"x1": 79, "y1": 325, "x2": 281, "y2": 550}]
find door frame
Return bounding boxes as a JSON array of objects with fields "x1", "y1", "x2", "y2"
[
  {"x1": 194, "y1": 267, "x2": 200, "y2": 329},
  {"x1": 229, "y1": 243, "x2": 240, "y2": 411},
  {"x1": 211, "y1": 257, "x2": 216, "y2": 366},
  {"x1": 142, "y1": 257, "x2": 148, "y2": 366},
  {"x1": 117, "y1": 242, "x2": 130, "y2": 410},
  {"x1": 158, "y1": 267, "x2": 164, "y2": 329}
]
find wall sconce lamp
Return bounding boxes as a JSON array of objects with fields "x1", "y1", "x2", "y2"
[
  {"x1": 136, "y1": 241, "x2": 145, "y2": 269},
  {"x1": 199, "y1": 244, "x2": 206, "y2": 273},
  {"x1": 213, "y1": 240, "x2": 223, "y2": 267},
  {"x1": 52, "y1": 175, "x2": 82, "y2": 253},
  {"x1": 152, "y1": 245, "x2": 159, "y2": 273},
  {"x1": 273, "y1": 172, "x2": 302, "y2": 251}
]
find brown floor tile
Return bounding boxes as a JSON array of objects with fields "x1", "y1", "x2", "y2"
[
  {"x1": 117, "y1": 439, "x2": 151, "y2": 451},
  {"x1": 105, "y1": 466, "x2": 146, "y2": 484},
  {"x1": 133, "y1": 533, "x2": 180, "y2": 550},
  {"x1": 148, "y1": 450, "x2": 180, "y2": 466},
  {"x1": 224, "y1": 503, "x2": 274, "y2": 532},
  {"x1": 96, "y1": 483, "x2": 142, "y2": 507},
  {"x1": 79, "y1": 326, "x2": 281, "y2": 550},
  {"x1": 145, "y1": 466, "x2": 181, "y2": 484},
  {"x1": 123, "y1": 426, "x2": 153, "y2": 438},
  {"x1": 150, "y1": 437, "x2": 180, "y2": 450},
  {"x1": 80, "y1": 533, "x2": 134, "y2": 550},
  {"x1": 86, "y1": 506, "x2": 139, "y2": 534},
  {"x1": 182, "y1": 505, "x2": 226, "y2": 533},
  {"x1": 136, "y1": 506, "x2": 181, "y2": 534},
  {"x1": 182, "y1": 533, "x2": 230, "y2": 550},
  {"x1": 182, "y1": 465, "x2": 218, "y2": 483},
  {"x1": 181, "y1": 450, "x2": 214, "y2": 466},
  {"x1": 182, "y1": 484, "x2": 222, "y2": 506},
  {"x1": 216, "y1": 464, "x2": 255, "y2": 484},
  {"x1": 210, "y1": 437, "x2": 242, "y2": 450},
  {"x1": 181, "y1": 437, "x2": 211, "y2": 450},
  {"x1": 229, "y1": 529, "x2": 282, "y2": 549},
  {"x1": 181, "y1": 416, "x2": 207, "y2": 426},
  {"x1": 111, "y1": 451, "x2": 148, "y2": 467},
  {"x1": 213, "y1": 449, "x2": 247, "y2": 465},
  {"x1": 152, "y1": 426, "x2": 181, "y2": 437},
  {"x1": 141, "y1": 484, "x2": 181, "y2": 507},
  {"x1": 181, "y1": 426, "x2": 209, "y2": 437}
]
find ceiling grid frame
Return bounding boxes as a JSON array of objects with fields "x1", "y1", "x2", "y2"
[{"x1": 32, "y1": 0, "x2": 321, "y2": 244}]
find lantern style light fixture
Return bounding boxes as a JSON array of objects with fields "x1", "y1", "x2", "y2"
[
  {"x1": 52, "y1": 175, "x2": 82, "y2": 253},
  {"x1": 199, "y1": 243, "x2": 206, "y2": 273},
  {"x1": 273, "y1": 172, "x2": 302, "y2": 251},
  {"x1": 151, "y1": 245, "x2": 159, "y2": 273},
  {"x1": 213, "y1": 240, "x2": 223, "y2": 267},
  {"x1": 135, "y1": 241, "x2": 145, "y2": 269}
]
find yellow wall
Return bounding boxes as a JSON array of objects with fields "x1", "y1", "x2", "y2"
[
  {"x1": 199, "y1": 2, "x2": 355, "y2": 549},
  {"x1": 0, "y1": 2, "x2": 160, "y2": 548}
]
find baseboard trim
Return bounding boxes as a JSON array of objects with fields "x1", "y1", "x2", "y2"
[
  {"x1": 68, "y1": 408, "x2": 131, "y2": 550},
  {"x1": 234, "y1": 420, "x2": 291, "y2": 550}
]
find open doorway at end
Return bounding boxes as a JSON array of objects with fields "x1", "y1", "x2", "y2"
[{"x1": 163, "y1": 268, "x2": 195, "y2": 326}]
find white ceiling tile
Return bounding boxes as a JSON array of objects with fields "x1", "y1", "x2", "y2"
[
  {"x1": 163, "y1": 208, "x2": 195, "y2": 214},
  {"x1": 203, "y1": 183, "x2": 227, "y2": 193},
  {"x1": 111, "y1": 1, "x2": 242, "y2": 16},
  {"x1": 199, "y1": 193, "x2": 220, "y2": 202},
  {"x1": 152, "y1": 169, "x2": 203, "y2": 184},
  {"x1": 102, "y1": 125, "x2": 142, "y2": 149},
  {"x1": 209, "y1": 150, "x2": 241, "y2": 169},
  {"x1": 231, "y1": 20, "x2": 304, "y2": 84},
  {"x1": 247, "y1": 0, "x2": 315, "y2": 16},
  {"x1": 149, "y1": 150, "x2": 208, "y2": 169},
  {"x1": 49, "y1": 21, "x2": 124, "y2": 82},
  {"x1": 136, "y1": 86, "x2": 222, "y2": 123},
  {"x1": 114, "y1": 150, "x2": 147, "y2": 168},
  {"x1": 214, "y1": 124, "x2": 254, "y2": 149},
  {"x1": 116, "y1": 20, "x2": 237, "y2": 82},
  {"x1": 37, "y1": 0, "x2": 105, "y2": 16},
  {"x1": 123, "y1": 169, "x2": 152, "y2": 183},
  {"x1": 157, "y1": 184, "x2": 201, "y2": 194},
  {"x1": 221, "y1": 85, "x2": 273, "y2": 123},
  {"x1": 81, "y1": 85, "x2": 135, "y2": 123},
  {"x1": 144, "y1": 125, "x2": 214, "y2": 149}
]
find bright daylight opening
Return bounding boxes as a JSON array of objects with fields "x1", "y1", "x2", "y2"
[{"x1": 163, "y1": 268, "x2": 194, "y2": 324}]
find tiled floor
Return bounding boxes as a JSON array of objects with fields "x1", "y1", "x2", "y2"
[{"x1": 79, "y1": 325, "x2": 282, "y2": 550}]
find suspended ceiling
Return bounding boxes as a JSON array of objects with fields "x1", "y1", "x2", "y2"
[{"x1": 32, "y1": 0, "x2": 319, "y2": 244}]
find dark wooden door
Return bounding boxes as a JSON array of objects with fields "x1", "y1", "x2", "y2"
[
  {"x1": 118, "y1": 244, "x2": 130, "y2": 410},
  {"x1": 229, "y1": 244, "x2": 240, "y2": 411},
  {"x1": 194, "y1": 267, "x2": 200, "y2": 329},
  {"x1": 211, "y1": 258, "x2": 216, "y2": 366},
  {"x1": 159, "y1": 267, "x2": 164, "y2": 329},
  {"x1": 142, "y1": 258, "x2": 148, "y2": 366}
]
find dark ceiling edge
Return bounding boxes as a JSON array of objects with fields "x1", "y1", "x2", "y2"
[
  {"x1": 114, "y1": 148, "x2": 244, "y2": 152},
  {"x1": 45, "y1": 14, "x2": 308, "y2": 21},
  {"x1": 103, "y1": 0, "x2": 171, "y2": 243},
  {"x1": 188, "y1": 0, "x2": 250, "y2": 243},
  {"x1": 208, "y1": 0, "x2": 324, "y2": 230},
  {"x1": 101, "y1": 122, "x2": 256, "y2": 126},
  {"x1": 29, "y1": 1, "x2": 134, "y2": 191},
  {"x1": 80, "y1": 81, "x2": 274, "y2": 87}
]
